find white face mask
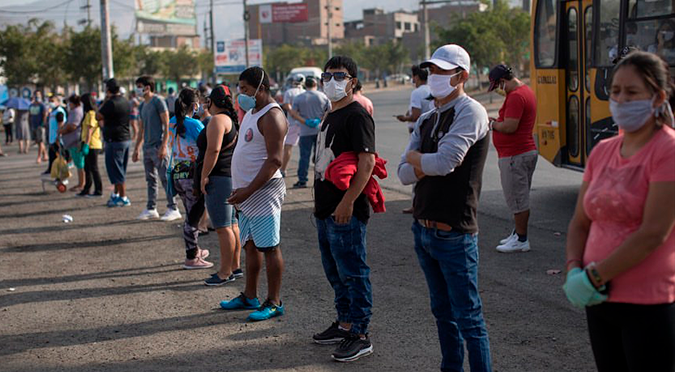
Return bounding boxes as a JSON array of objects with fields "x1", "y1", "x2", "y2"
[
  {"x1": 323, "y1": 78, "x2": 350, "y2": 102},
  {"x1": 428, "y1": 72, "x2": 461, "y2": 99},
  {"x1": 662, "y1": 31, "x2": 674, "y2": 42}
]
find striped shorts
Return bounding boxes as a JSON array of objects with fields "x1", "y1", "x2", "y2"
[{"x1": 237, "y1": 177, "x2": 286, "y2": 250}]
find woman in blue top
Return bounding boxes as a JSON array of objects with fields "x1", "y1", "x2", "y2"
[{"x1": 168, "y1": 88, "x2": 213, "y2": 270}]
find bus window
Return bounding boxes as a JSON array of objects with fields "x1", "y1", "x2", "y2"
[
  {"x1": 568, "y1": 8, "x2": 579, "y2": 91},
  {"x1": 595, "y1": 0, "x2": 621, "y2": 66},
  {"x1": 585, "y1": 6, "x2": 593, "y2": 92},
  {"x1": 626, "y1": 19, "x2": 675, "y2": 65},
  {"x1": 535, "y1": 0, "x2": 557, "y2": 67},
  {"x1": 628, "y1": 0, "x2": 674, "y2": 18}
]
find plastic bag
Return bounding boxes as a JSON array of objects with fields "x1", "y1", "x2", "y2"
[{"x1": 50, "y1": 153, "x2": 71, "y2": 181}]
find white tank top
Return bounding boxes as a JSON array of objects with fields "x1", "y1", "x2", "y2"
[{"x1": 232, "y1": 102, "x2": 285, "y2": 189}]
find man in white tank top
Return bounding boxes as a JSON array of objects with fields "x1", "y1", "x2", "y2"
[{"x1": 221, "y1": 67, "x2": 289, "y2": 322}]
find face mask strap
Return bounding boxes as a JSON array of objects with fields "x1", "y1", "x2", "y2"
[{"x1": 252, "y1": 70, "x2": 265, "y2": 98}]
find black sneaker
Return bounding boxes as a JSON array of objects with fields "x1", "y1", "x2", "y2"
[
  {"x1": 232, "y1": 268, "x2": 244, "y2": 278},
  {"x1": 76, "y1": 191, "x2": 88, "y2": 197},
  {"x1": 331, "y1": 333, "x2": 373, "y2": 362},
  {"x1": 313, "y1": 321, "x2": 351, "y2": 345},
  {"x1": 292, "y1": 181, "x2": 307, "y2": 189},
  {"x1": 86, "y1": 192, "x2": 103, "y2": 198},
  {"x1": 204, "y1": 273, "x2": 235, "y2": 286}
]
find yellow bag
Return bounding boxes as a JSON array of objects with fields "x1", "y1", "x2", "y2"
[{"x1": 50, "y1": 153, "x2": 71, "y2": 181}]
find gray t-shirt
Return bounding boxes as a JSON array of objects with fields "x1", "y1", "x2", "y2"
[
  {"x1": 292, "y1": 90, "x2": 331, "y2": 137},
  {"x1": 139, "y1": 95, "x2": 168, "y2": 149},
  {"x1": 62, "y1": 105, "x2": 83, "y2": 149}
]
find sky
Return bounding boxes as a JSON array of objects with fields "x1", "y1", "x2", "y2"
[{"x1": 0, "y1": 0, "x2": 422, "y2": 46}]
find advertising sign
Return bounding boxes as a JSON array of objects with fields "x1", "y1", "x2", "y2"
[
  {"x1": 214, "y1": 39, "x2": 263, "y2": 74},
  {"x1": 259, "y1": 3, "x2": 309, "y2": 24},
  {"x1": 135, "y1": 0, "x2": 197, "y2": 35}
]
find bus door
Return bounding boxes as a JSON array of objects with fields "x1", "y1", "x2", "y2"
[{"x1": 563, "y1": 0, "x2": 591, "y2": 168}]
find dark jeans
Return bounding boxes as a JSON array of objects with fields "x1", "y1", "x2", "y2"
[
  {"x1": 46, "y1": 143, "x2": 58, "y2": 174},
  {"x1": 83, "y1": 149, "x2": 102, "y2": 194},
  {"x1": 586, "y1": 302, "x2": 675, "y2": 372},
  {"x1": 4, "y1": 124, "x2": 12, "y2": 143},
  {"x1": 297, "y1": 134, "x2": 316, "y2": 184},
  {"x1": 316, "y1": 216, "x2": 372, "y2": 335},
  {"x1": 412, "y1": 221, "x2": 492, "y2": 372}
]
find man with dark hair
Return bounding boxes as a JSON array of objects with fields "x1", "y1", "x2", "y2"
[
  {"x1": 397, "y1": 65, "x2": 433, "y2": 130},
  {"x1": 487, "y1": 64, "x2": 538, "y2": 253},
  {"x1": 289, "y1": 75, "x2": 331, "y2": 188},
  {"x1": 312, "y1": 55, "x2": 376, "y2": 362},
  {"x1": 133, "y1": 75, "x2": 180, "y2": 221},
  {"x1": 29, "y1": 91, "x2": 48, "y2": 163},
  {"x1": 98, "y1": 78, "x2": 132, "y2": 207},
  {"x1": 398, "y1": 44, "x2": 493, "y2": 371},
  {"x1": 166, "y1": 87, "x2": 177, "y2": 118},
  {"x1": 220, "y1": 66, "x2": 288, "y2": 322}
]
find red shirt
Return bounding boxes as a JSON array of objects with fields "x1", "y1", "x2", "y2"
[{"x1": 492, "y1": 85, "x2": 537, "y2": 158}]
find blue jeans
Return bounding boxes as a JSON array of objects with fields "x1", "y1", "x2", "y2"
[
  {"x1": 316, "y1": 216, "x2": 372, "y2": 335},
  {"x1": 412, "y1": 221, "x2": 492, "y2": 372},
  {"x1": 297, "y1": 134, "x2": 316, "y2": 184}
]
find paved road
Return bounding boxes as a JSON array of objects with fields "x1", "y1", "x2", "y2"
[{"x1": 0, "y1": 88, "x2": 594, "y2": 372}]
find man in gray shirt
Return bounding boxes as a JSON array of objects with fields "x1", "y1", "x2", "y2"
[
  {"x1": 290, "y1": 76, "x2": 331, "y2": 188},
  {"x1": 132, "y1": 75, "x2": 180, "y2": 221}
]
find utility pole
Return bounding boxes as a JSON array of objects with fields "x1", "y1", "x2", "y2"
[
  {"x1": 243, "y1": 0, "x2": 250, "y2": 68},
  {"x1": 210, "y1": 0, "x2": 216, "y2": 83},
  {"x1": 100, "y1": 0, "x2": 114, "y2": 80},
  {"x1": 326, "y1": 0, "x2": 333, "y2": 59},
  {"x1": 422, "y1": 0, "x2": 430, "y2": 60}
]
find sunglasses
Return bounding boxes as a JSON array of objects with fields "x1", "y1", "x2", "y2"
[{"x1": 321, "y1": 72, "x2": 353, "y2": 82}]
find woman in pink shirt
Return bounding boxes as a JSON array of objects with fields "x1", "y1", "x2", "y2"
[{"x1": 564, "y1": 51, "x2": 675, "y2": 371}]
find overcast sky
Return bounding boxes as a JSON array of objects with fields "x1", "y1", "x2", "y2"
[{"x1": 0, "y1": 0, "x2": 422, "y2": 46}]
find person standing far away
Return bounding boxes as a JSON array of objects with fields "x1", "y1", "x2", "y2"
[
  {"x1": 487, "y1": 64, "x2": 539, "y2": 253},
  {"x1": 97, "y1": 78, "x2": 132, "y2": 207},
  {"x1": 289, "y1": 75, "x2": 331, "y2": 188},
  {"x1": 132, "y1": 75, "x2": 181, "y2": 222},
  {"x1": 397, "y1": 44, "x2": 493, "y2": 372},
  {"x1": 563, "y1": 50, "x2": 675, "y2": 372},
  {"x1": 60, "y1": 94, "x2": 85, "y2": 192},
  {"x1": 129, "y1": 90, "x2": 140, "y2": 140},
  {"x1": 166, "y1": 87, "x2": 177, "y2": 119},
  {"x1": 219, "y1": 66, "x2": 288, "y2": 322},
  {"x1": 29, "y1": 91, "x2": 49, "y2": 163},
  {"x1": 352, "y1": 81, "x2": 373, "y2": 116},
  {"x1": 397, "y1": 64, "x2": 433, "y2": 214},
  {"x1": 311, "y1": 56, "x2": 377, "y2": 363},
  {"x1": 279, "y1": 74, "x2": 305, "y2": 177},
  {"x1": 77, "y1": 93, "x2": 103, "y2": 197},
  {"x1": 44, "y1": 94, "x2": 67, "y2": 175},
  {"x1": 3, "y1": 107, "x2": 14, "y2": 145}
]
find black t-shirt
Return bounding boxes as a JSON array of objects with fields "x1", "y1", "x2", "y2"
[
  {"x1": 99, "y1": 95, "x2": 131, "y2": 142},
  {"x1": 196, "y1": 113, "x2": 237, "y2": 178},
  {"x1": 314, "y1": 101, "x2": 376, "y2": 223}
]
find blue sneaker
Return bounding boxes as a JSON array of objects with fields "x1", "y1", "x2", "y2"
[
  {"x1": 220, "y1": 292, "x2": 260, "y2": 310},
  {"x1": 248, "y1": 300, "x2": 284, "y2": 321},
  {"x1": 116, "y1": 196, "x2": 131, "y2": 207},
  {"x1": 106, "y1": 194, "x2": 119, "y2": 208}
]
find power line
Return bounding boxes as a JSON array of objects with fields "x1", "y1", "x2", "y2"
[{"x1": 0, "y1": 0, "x2": 77, "y2": 14}]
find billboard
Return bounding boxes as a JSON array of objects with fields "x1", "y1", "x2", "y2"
[
  {"x1": 259, "y1": 3, "x2": 309, "y2": 24},
  {"x1": 214, "y1": 39, "x2": 263, "y2": 74},
  {"x1": 135, "y1": 0, "x2": 197, "y2": 35}
]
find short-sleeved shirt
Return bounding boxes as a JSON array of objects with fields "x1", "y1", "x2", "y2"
[
  {"x1": 292, "y1": 90, "x2": 331, "y2": 137},
  {"x1": 168, "y1": 116, "x2": 204, "y2": 163},
  {"x1": 28, "y1": 102, "x2": 46, "y2": 129},
  {"x1": 62, "y1": 105, "x2": 83, "y2": 149},
  {"x1": 81, "y1": 110, "x2": 102, "y2": 150},
  {"x1": 48, "y1": 106, "x2": 67, "y2": 145},
  {"x1": 353, "y1": 93, "x2": 374, "y2": 116},
  {"x1": 284, "y1": 87, "x2": 304, "y2": 127},
  {"x1": 314, "y1": 101, "x2": 376, "y2": 223},
  {"x1": 408, "y1": 84, "x2": 433, "y2": 129},
  {"x1": 139, "y1": 95, "x2": 168, "y2": 149},
  {"x1": 582, "y1": 126, "x2": 675, "y2": 304},
  {"x1": 99, "y1": 95, "x2": 131, "y2": 143},
  {"x1": 493, "y1": 85, "x2": 537, "y2": 158}
]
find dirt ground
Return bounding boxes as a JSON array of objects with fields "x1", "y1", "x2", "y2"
[{"x1": 0, "y1": 145, "x2": 595, "y2": 372}]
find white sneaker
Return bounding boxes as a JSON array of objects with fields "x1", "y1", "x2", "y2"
[
  {"x1": 160, "y1": 208, "x2": 182, "y2": 222},
  {"x1": 137, "y1": 209, "x2": 160, "y2": 220},
  {"x1": 496, "y1": 238, "x2": 531, "y2": 253},
  {"x1": 499, "y1": 231, "x2": 517, "y2": 245}
]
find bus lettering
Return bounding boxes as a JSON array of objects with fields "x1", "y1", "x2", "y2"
[{"x1": 537, "y1": 76, "x2": 557, "y2": 84}]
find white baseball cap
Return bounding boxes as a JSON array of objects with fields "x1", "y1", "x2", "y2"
[{"x1": 421, "y1": 44, "x2": 471, "y2": 74}]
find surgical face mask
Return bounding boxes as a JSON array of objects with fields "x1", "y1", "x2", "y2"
[
  {"x1": 323, "y1": 77, "x2": 351, "y2": 102},
  {"x1": 609, "y1": 97, "x2": 656, "y2": 132},
  {"x1": 135, "y1": 87, "x2": 144, "y2": 96},
  {"x1": 238, "y1": 71, "x2": 264, "y2": 111},
  {"x1": 662, "y1": 31, "x2": 674, "y2": 41},
  {"x1": 197, "y1": 104, "x2": 204, "y2": 117},
  {"x1": 428, "y1": 72, "x2": 461, "y2": 99}
]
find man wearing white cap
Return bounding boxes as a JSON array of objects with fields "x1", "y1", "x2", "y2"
[{"x1": 397, "y1": 44, "x2": 493, "y2": 372}]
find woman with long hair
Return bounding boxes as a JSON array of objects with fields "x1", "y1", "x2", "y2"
[
  {"x1": 168, "y1": 87, "x2": 213, "y2": 269},
  {"x1": 77, "y1": 93, "x2": 103, "y2": 197},
  {"x1": 563, "y1": 51, "x2": 675, "y2": 371},
  {"x1": 198, "y1": 85, "x2": 243, "y2": 285}
]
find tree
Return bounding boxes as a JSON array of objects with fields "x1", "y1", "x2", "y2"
[
  {"x1": 0, "y1": 19, "x2": 53, "y2": 86},
  {"x1": 64, "y1": 26, "x2": 101, "y2": 90},
  {"x1": 161, "y1": 46, "x2": 199, "y2": 85}
]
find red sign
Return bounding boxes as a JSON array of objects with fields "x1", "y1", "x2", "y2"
[{"x1": 259, "y1": 3, "x2": 308, "y2": 24}]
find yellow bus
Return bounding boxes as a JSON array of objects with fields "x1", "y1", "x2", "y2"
[{"x1": 530, "y1": 0, "x2": 674, "y2": 170}]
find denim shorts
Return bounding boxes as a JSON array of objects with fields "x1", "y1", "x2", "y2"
[
  {"x1": 104, "y1": 140, "x2": 130, "y2": 185},
  {"x1": 204, "y1": 175, "x2": 237, "y2": 229}
]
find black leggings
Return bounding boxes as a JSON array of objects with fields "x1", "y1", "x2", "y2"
[
  {"x1": 46, "y1": 143, "x2": 58, "y2": 174},
  {"x1": 83, "y1": 149, "x2": 102, "y2": 194},
  {"x1": 586, "y1": 302, "x2": 675, "y2": 372},
  {"x1": 4, "y1": 124, "x2": 12, "y2": 143}
]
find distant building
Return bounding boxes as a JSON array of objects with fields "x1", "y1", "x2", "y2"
[
  {"x1": 344, "y1": 8, "x2": 419, "y2": 46},
  {"x1": 247, "y1": 0, "x2": 344, "y2": 47},
  {"x1": 149, "y1": 35, "x2": 201, "y2": 49}
]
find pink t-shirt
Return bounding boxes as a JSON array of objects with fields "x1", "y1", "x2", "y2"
[
  {"x1": 582, "y1": 125, "x2": 675, "y2": 304},
  {"x1": 353, "y1": 93, "x2": 374, "y2": 116}
]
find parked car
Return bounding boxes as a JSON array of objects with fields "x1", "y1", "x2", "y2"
[{"x1": 386, "y1": 74, "x2": 412, "y2": 84}]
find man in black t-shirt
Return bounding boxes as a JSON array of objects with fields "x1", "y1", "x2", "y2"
[
  {"x1": 97, "y1": 78, "x2": 132, "y2": 208},
  {"x1": 312, "y1": 56, "x2": 376, "y2": 362}
]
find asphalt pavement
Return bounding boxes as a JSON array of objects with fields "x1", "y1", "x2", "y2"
[{"x1": 0, "y1": 86, "x2": 594, "y2": 372}]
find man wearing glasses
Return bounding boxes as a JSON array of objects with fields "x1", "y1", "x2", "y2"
[{"x1": 312, "y1": 56, "x2": 376, "y2": 362}]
